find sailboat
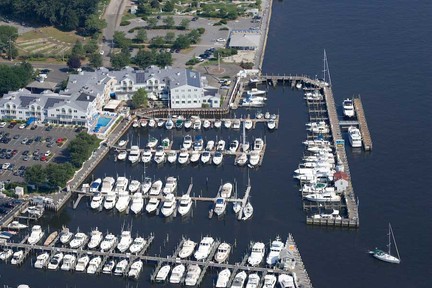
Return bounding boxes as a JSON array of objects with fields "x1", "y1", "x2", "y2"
[{"x1": 369, "y1": 223, "x2": 401, "y2": 264}]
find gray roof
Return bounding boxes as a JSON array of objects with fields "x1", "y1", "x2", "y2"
[{"x1": 229, "y1": 30, "x2": 261, "y2": 48}]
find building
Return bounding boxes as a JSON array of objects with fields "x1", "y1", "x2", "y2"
[
  {"x1": 228, "y1": 30, "x2": 261, "y2": 50},
  {"x1": 334, "y1": 171, "x2": 349, "y2": 192}
]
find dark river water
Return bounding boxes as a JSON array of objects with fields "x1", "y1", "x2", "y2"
[{"x1": 1, "y1": 0, "x2": 431, "y2": 287}]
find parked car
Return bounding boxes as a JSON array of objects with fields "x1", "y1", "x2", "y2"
[
  {"x1": 0, "y1": 122, "x2": 6, "y2": 128},
  {"x1": 21, "y1": 138, "x2": 28, "y2": 144},
  {"x1": 45, "y1": 125, "x2": 52, "y2": 131},
  {"x1": 31, "y1": 125, "x2": 37, "y2": 130},
  {"x1": 18, "y1": 124, "x2": 26, "y2": 129},
  {"x1": 13, "y1": 134, "x2": 20, "y2": 139}
]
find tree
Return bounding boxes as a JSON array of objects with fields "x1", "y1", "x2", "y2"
[
  {"x1": 71, "y1": 41, "x2": 85, "y2": 58},
  {"x1": 150, "y1": 0, "x2": 160, "y2": 8},
  {"x1": 67, "y1": 55, "x2": 81, "y2": 69},
  {"x1": 84, "y1": 39, "x2": 99, "y2": 54},
  {"x1": 0, "y1": 25, "x2": 18, "y2": 59},
  {"x1": 24, "y1": 164, "x2": 47, "y2": 189},
  {"x1": 134, "y1": 49, "x2": 154, "y2": 69},
  {"x1": 111, "y1": 52, "x2": 130, "y2": 70},
  {"x1": 0, "y1": 62, "x2": 34, "y2": 95},
  {"x1": 84, "y1": 14, "x2": 107, "y2": 36},
  {"x1": 162, "y1": 1, "x2": 175, "y2": 12},
  {"x1": 155, "y1": 51, "x2": 172, "y2": 67},
  {"x1": 163, "y1": 16, "x2": 175, "y2": 28},
  {"x1": 89, "y1": 53, "x2": 103, "y2": 68},
  {"x1": 149, "y1": 36, "x2": 166, "y2": 48},
  {"x1": 179, "y1": 19, "x2": 190, "y2": 30},
  {"x1": 46, "y1": 163, "x2": 75, "y2": 187},
  {"x1": 172, "y1": 35, "x2": 191, "y2": 50},
  {"x1": 188, "y1": 29, "x2": 201, "y2": 44},
  {"x1": 147, "y1": 17, "x2": 158, "y2": 29},
  {"x1": 113, "y1": 31, "x2": 132, "y2": 49},
  {"x1": 132, "y1": 88, "x2": 148, "y2": 108},
  {"x1": 136, "y1": 28, "x2": 147, "y2": 43},
  {"x1": 164, "y1": 32, "x2": 175, "y2": 43}
]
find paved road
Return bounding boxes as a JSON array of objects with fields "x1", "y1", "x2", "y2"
[{"x1": 102, "y1": 0, "x2": 128, "y2": 66}]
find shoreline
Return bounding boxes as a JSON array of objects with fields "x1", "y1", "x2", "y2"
[{"x1": 256, "y1": 0, "x2": 274, "y2": 70}]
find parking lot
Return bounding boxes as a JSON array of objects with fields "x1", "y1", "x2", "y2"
[
  {"x1": 0, "y1": 122, "x2": 79, "y2": 183},
  {"x1": 0, "y1": 197, "x2": 24, "y2": 225}
]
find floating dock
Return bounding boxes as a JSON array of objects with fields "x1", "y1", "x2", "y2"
[{"x1": 353, "y1": 96, "x2": 372, "y2": 150}]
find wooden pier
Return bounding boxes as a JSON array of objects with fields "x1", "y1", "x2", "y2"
[{"x1": 353, "y1": 96, "x2": 373, "y2": 150}]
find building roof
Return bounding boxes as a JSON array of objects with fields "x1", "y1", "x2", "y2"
[
  {"x1": 229, "y1": 30, "x2": 261, "y2": 48},
  {"x1": 104, "y1": 99, "x2": 122, "y2": 110},
  {"x1": 334, "y1": 171, "x2": 349, "y2": 181},
  {"x1": 26, "y1": 80, "x2": 58, "y2": 91}
]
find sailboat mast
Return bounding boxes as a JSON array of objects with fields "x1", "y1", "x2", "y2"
[
  {"x1": 388, "y1": 223, "x2": 392, "y2": 255},
  {"x1": 390, "y1": 223, "x2": 401, "y2": 260}
]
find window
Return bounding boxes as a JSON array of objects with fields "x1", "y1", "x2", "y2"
[
  {"x1": 56, "y1": 109, "x2": 59, "y2": 112},
  {"x1": 51, "y1": 114, "x2": 55, "y2": 117},
  {"x1": 194, "y1": 89, "x2": 198, "y2": 91},
  {"x1": 188, "y1": 101, "x2": 191, "y2": 104},
  {"x1": 80, "y1": 116, "x2": 85, "y2": 119},
  {"x1": 188, "y1": 89, "x2": 191, "y2": 92},
  {"x1": 193, "y1": 100, "x2": 197, "y2": 103},
  {"x1": 181, "y1": 101, "x2": 185, "y2": 104},
  {"x1": 176, "y1": 101, "x2": 179, "y2": 104},
  {"x1": 74, "y1": 110, "x2": 77, "y2": 113},
  {"x1": 19, "y1": 111, "x2": 22, "y2": 114}
]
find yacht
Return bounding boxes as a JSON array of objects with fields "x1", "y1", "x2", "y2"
[
  {"x1": 132, "y1": 119, "x2": 139, "y2": 128},
  {"x1": 161, "y1": 193, "x2": 176, "y2": 217},
  {"x1": 216, "y1": 268, "x2": 231, "y2": 287},
  {"x1": 221, "y1": 182, "x2": 233, "y2": 198},
  {"x1": 193, "y1": 118, "x2": 202, "y2": 130},
  {"x1": 178, "y1": 148, "x2": 190, "y2": 164},
  {"x1": 194, "y1": 236, "x2": 215, "y2": 260},
  {"x1": 100, "y1": 176, "x2": 115, "y2": 194},
  {"x1": 141, "y1": 147, "x2": 153, "y2": 163},
  {"x1": 141, "y1": 177, "x2": 152, "y2": 194},
  {"x1": 128, "y1": 145, "x2": 140, "y2": 164},
  {"x1": 190, "y1": 150, "x2": 200, "y2": 163},
  {"x1": 70, "y1": 232, "x2": 88, "y2": 249},
  {"x1": 150, "y1": 180, "x2": 163, "y2": 196},
  {"x1": 118, "y1": 140, "x2": 127, "y2": 147},
  {"x1": 169, "y1": 264, "x2": 186, "y2": 284},
  {"x1": 244, "y1": 119, "x2": 253, "y2": 130},
  {"x1": 162, "y1": 137, "x2": 170, "y2": 148},
  {"x1": 178, "y1": 194, "x2": 193, "y2": 216},
  {"x1": 343, "y1": 98, "x2": 355, "y2": 117},
  {"x1": 175, "y1": 118, "x2": 184, "y2": 129},
  {"x1": 165, "y1": 118, "x2": 174, "y2": 130},
  {"x1": 247, "y1": 88, "x2": 266, "y2": 96},
  {"x1": 47, "y1": 252, "x2": 64, "y2": 270},
  {"x1": 267, "y1": 119, "x2": 276, "y2": 130},
  {"x1": 157, "y1": 118, "x2": 165, "y2": 128},
  {"x1": 59, "y1": 227, "x2": 73, "y2": 244},
  {"x1": 203, "y1": 119, "x2": 211, "y2": 129},
  {"x1": 147, "y1": 136, "x2": 158, "y2": 148},
  {"x1": 140, "y1": 118, "x2": 148, "y2": 127},
  {"x1": 89, "y1": 178, "x2": 102, "y2": 193},
  {"x1": 201, "y1": 150, "x2": 211, "y2": 164},
  {"x1": 229, "y1": 140, "x2": 239, "y2": 153},
  {"x1": 104, "y1": 192, "x2": 117, "y2": 210},
  {"x1": 163, "y1": 176, "x2": 177, "y2": 194},
  {"x1": 246, "y1": 273, "x2": 260, "y2": 288},
  {"x1": 278, "y1": 274, "x2": 295, "y2": 288},
  {"x1": 0, "y1": 249, "x2": 13, "y2": 261},
  {"x1": 248, "y1": 242, "x2": 265, "y2": 266},
  {"x1": 28, "y1": 225, "x2": 44, "y2": 245},
  {"x1": 130, "y1": 192, "x2": 144, "y2": 214},
  {"x1": 233, "y1": 201, "x2": 242, "y2": 214},
  {"x1": 184, "y1": 119, "x2": 192, "y2": 129},
  {"x1": 102, "y1": 259, "x2": 116, "y2": 274},
  {"x1": 255, "y1": 111, "x2": 263, "y2": 119},
  {"x1": 114, "y1": 177, "x2": 129, "y2": 193},
  {"x1": 311, "y1": 209, "x2": 342, "y2": 220},
  {"x1": 185, "y1": 264, "x2": 201, "y2": 286},
  {"x1": 167, "y1": 150, "x2": 178, "y2": 163},
  {"x1": 128, "y1": 260, "x2": 143, "y2": 279},
  {"x1": 213, "y1": 151, "x2": 223, "y2": 165},
  {"x1": 146, "y1": 197, "x2": 160, "y2": 213},
  {"x1": 154, "y1": 145, "x2": 166, "y2": 164},
  {"x1": 60, "y1": 254, "x2": 76, "y2": 271},
  {"x1": 236, "y1": 152, "x2": 248, "y2": 166},
  {"x1": 242, "y1": 202, "x2": 254, "y2": 220},
  {"x1": 7, "y1": 221, "x2": 28, "y2": 230},
  {"x1": 148, "y1": 118, "x2": 156, "y2": 128},
  {"x1": 156, "y1": 264, "x2": 171, "y2": 282},
  {"x1": 249, "y1": 150, "x2": 260, "y2": 167},
  {"x1": 264, "y1": 112, "x2": 271, "y2": 119},
  {"x1": 231, "y1": 271, "x2": 247, "y2": 288},
  {"x1": 193, "y1": 136, "x2": 204, "y2": 152},
  {"x1": 214, "y1": 119, "x2": 222, "y2": 128},
  {"x1": 87, "y1": 228, "x2": 103, "y2": 249},
  {"x1": 87, "y1": 256, "x2": 102, "y2": 274},
  {"x1": 304, "y1": 191, "x2": 341, "y2": 202},
  {"x1": 214, "y1": 197, "x2": 227, "y2": 216},
  {"x1": 44, "y1": 231, "x2": 58, "y2": 246},
  {"x1": 296, "y1": 82, "x2": 302, "y2": 89},
  {"x1": 114, "y1": 259, "x2": 128, "y2": 276},
  {"x1": 224, "y1": 119, "x2": 232, "y2": 128},
  {"x1": 100, "y1": 233, "x2": 117, "y2": 252},
  {"x1": 115, "y1": 190, "x2": 131, "y2": 213},
  {"x1": 129, "y1": 237, "x2": 146, "y2": 254},
  {"x1": 253, "y1": 138, "x2": 264, "y2": 151},
  {"x1": 11, "y1": 250, "x2": 24, "y2": 265},
  {"x1": 179, "y1": 239, "x2": 197, "y2": 258},
  {"x1": 263, "y1": 274, "x2": 277, "y2": 288},
  {"x1": 117, "y1": 231, "x2": 133, "y2": 253},
  {"x1": 232, "y1": 119, "x2": 241, "y2": 129},
  {"x1": 348, "y1": 126, "x2": 362, "y2": 148},
  {"x1": 217, "y1": 139, "x2": 226, "y2": 151},
  {"x1": 240, "y1": 141, "x2": 250, "y2": 152},
  {"x1": 34, "y1": 252, "x2": 50, "y2": 269},
  {"x1": 214, "y1": 242, "x2": 231, "y2": 263},
  {"x1": 128, "y1": 180, "x2": 140, "y2": 193},
  {"x1": 266, "y1": 236, "x2": 284, "y2": 266},
  {"x1": 206, "y1": 140, "x2": 215, "y2": 150},
  {"x1": 75, "y1": 255, "x2": 90, "y2": 272},
  {"x1": 90, "y1": 192, "x2": 104, "y2": 209}
]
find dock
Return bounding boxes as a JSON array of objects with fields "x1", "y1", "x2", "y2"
[{"x1": 353, "y1": 96, "x2": 372, "y2": 150}]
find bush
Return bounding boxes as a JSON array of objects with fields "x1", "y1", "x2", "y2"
[
  {"x1": 120, "y1": 20, "x2": 131, "y2": 26},
  {"x1": 219, "y1": 27, "x2": 229, "y2": 31},
  {"x1": 240, "y1": 62, "x2": 254, "y2": 69},
  {"x1": 186, "y1": 58, "x2": 200, "y2": 65},
  {"x1": 197, "y1": 27, "x2": 205, "y2": 34}
]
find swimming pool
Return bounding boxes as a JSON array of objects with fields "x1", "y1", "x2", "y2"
[{"x1": 93, "y1": 116, "x2": 112, "y2": 132}]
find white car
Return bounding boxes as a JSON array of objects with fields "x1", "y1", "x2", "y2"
[
  {"x1": 0, "y1": 122, "x2": 6, "y2": 128},
  {"x1": 19, "y1": 124, "x2": 26, "y2": 129},
  {"x1": 99, "y1": 50, "x2": 105, "y2": 55},
  {"x1": 2, "y1": 163, "x2": 11, "y2": 170},
  {"x1": 44, "y1": 151, "x2": 51, "y2": 157},
  {"x1": 216, "y1": 38, "x2": 226, "y2": 42}
]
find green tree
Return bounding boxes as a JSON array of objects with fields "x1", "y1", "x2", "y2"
[
  {"x1": 71, "y1": 41, "x2": 85, "y2": 58},
  {"x1": 172, "y1": 34, "x2": 191, "y2": 50},
  {"x1": 84, "y1": 39, "x2": 99, "y2": 55},
  {"x1": 155, "y1": 51, "x2": 172, "y2": 67},
  {"x1": 162, "y1": 1, "x2": 175, "y2": 12},
  {"x1": 163, "y1": 16, "x2": 175, "y2": 28},
  {"x1": 67, "y1": 55, "x2": 81, "y2": 69},
  {"x1": 188, "y1": 29, "x2": 201, "y2": 44},
  {"x1": 132, "y1": 88, "x2": 148, "y2": 108},
  {"x1": 150, "y1": 0, "x2": 160, "y2": 8},
  {"x1": 24, "y1": 164, "x2": 47, "y2": 189},
  {"x1": 46, "y1": 163, "x2": 75, "y2": 187},
  {"x1": 0, "y1": 25, "x2": 18, "y2": 59},
  {"x1": 134, "y1": 49, "x2": 155, "y2": 69},
  {"x1": 84, "y1": 14, "x2": 107, "y2": 36},
  {"x1": 149, "y1": 36, "x2": 166, "y2": 48},
  {"x1": 179, "y1": 18, "x2": 190, "y2": 30},
  {"x1": 0, "y1": 62, "x2": 34, "y2": 95},
  {"x1": 136, "y1": 28, "x2": 147, "y2": 43},
  {"x1": 111, "y1": 52, "x2": 130, "y2": 70},
  {"x1": 147, "y1": 17, "x2": 158, "y2": 29},
  {"x1": 164, "y1": 32, "x2": 175, "y2": 43},
  {"x1": 113, "y1": 31, "x2": 132, "y2": 49},
  {"x1": 89, "y1": 53, "x2": 103, "y2": 68}
]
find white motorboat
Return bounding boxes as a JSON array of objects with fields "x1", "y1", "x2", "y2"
[
  {"x1": 267, "y1": 119, "x2": 276, "y2": 130},
  {"x1": 224, "y1": 119, "x2": 232, "y2": 128},
  {"x1": 185, "y1": 264, "x2": 201, "y2": 286},
  {"x1": 11, "y1": 250, "x2": 24, "y2": 265},
  {"x1": 87, "y1": 256, "x2": 102, "y2": 274},
  {"x1": 102, "y1": 259, "x2": 116, "y2": 274},
  {"x1": 311, "y1": 209, "x2": 341, "y2": 220},
  {"x1": 162, "y1": 137, "x2": 170, "y2": 149},
  {"x1": 141, "y1": 147, "x2": 153, "y2": 163},
  {"x1": 193, "y1": 118, "x2": 202, "y2": 130},
  {"x1": 129, "y1": 237, "x2": 146, "y2": 254},
  {"x1": 34, "y1": 252, "x2": 50, "y2": 269},
  {"x1": 244, "y1": 119, "x2": 253, "y2": 130},
  {"x1": 153, "y1": 145, "x2": 166, "y2": 164},
  {"x1": 147, "y1": 136, "x2": 158, "y2": 148},
  {"x1": 0, "y1": 249, "x2": 13, "y2": 261},
  {"x1": 90, "y1": 192, "x2": 104, "y2": 209},
  {"x1": 216, "y1": 268, "x2": 231, "y2": 287},
  {"x1": 236, "y1": 152, "x2": 248, "y2": 166},
  {"x1": 348, "y1": 126, "x2": 362, "y2": 148},
  {"x1": 221, "y1": 182, "x2": 233, "y2": 198},
  {"x1": 194, "y1": 236, "x2": 215, "y2": 260},
  {"x1": 118, "y1": 140, "x2": 127, "y2": 147},
  {"x1": 70, "y1": 232, "x2": 88, "y2": 249},
  {"x1": 114, "y1": 259, "x2": 128, "y2": 276},
  {"x1": 59, "y1": 227, "x2": 73, "y2": 244},
  {"x1": 214, "y1": 242, "x2": 231, "y2": 263},
  {"x1": 206, "y1": 140, "x2": 215, "y2": 150},
  {"x1": 132, "y1": 119, "x2": 139, "y2": 128},
  {"x1": 148, "y1": 118, "x2": 156, "y2": 128},
  {"x1": 104, "y1": 192, "x2": 117, "y2": 210},
  {"x1": 60, "y1": 254, "x2": 76, "y2": 271},
  {"x1": 7, "y1": 221, "x2": 28, "y2": 230},
  {"x1": 343, "y1": 98, "x2": 355, "y2": 117},
  {"x1": 193, "y1": 135, "x2": 204, "y2": 151},
  {"x1": 369, "y1": 223, "x2": 401, "y2": 264},
  {"x1": 217, "y1": 139, "x2": 226, "y2": 151},
  {"x1": 240, "y1": 141, "x2": 250, "y2": 152},
  {"x1": 304, "y1": 191, "x2": 341, "y2": 202},
  {"x1": 264, "y1": 112, "x2": 271, "y2": 119},
  {"x1": 128, "y1": 260, "x2": 143, "y2": 279},
  {"x1": 167, "y1": 150, "x2": 178, "y2": 163},
  {"x1": 165, "y1": 118, "x2": 174, "y2": 130},
  {"x1": 178, "y1": 148, "x2": 190, "y2": 164},
  {"x1": 161, "y1": 193, "x2": 176, "y2": 217},
  {"x1": 163, "y1": 176, "x2": 177, "y2": 195},
  {"x1": 100, "y1": 176, "x2": 115, "y2": 194},
  {"x1": 130, "y1": 192, "x2": 144, "y2": 214},
  {"x1": 156, "y1": 264, "x2": 171, "y2": 282},
  {"x1": 175, "y1": 118, "x2": 184, "y2": 129},
  {"x1": 231, "y1": 271, "x2": 247, "y2": 288},
  {"x1": 115, "y1": 190, "x2": 131, "y2": 213},
  {"x1": 253, "y1": 138, "x2": 264, "y2": 151},
  {"x1": 128, "y1": 145, "x2": 140, "y2": 164},
  {"x1": 255, "y1": 111, "x2": 263, "y2": 119},
  {"x1": 249, "y1": 150, "x2": 260, "y2": 167},
  {"x1": 87, "y1": 228, "x2": 103, "y2": 249},
  {"x1": 232, "y1": 119, "x2": 241, "y2": 129},
  {"x1": 214, "y1": 119, "x2": 222, "y2": 128},
  {"x1": 150, "y1": 180, "x2": 163, "y2": 196},
  {"x1": 47, "y1": 252, "x2": 64, "y2": 270},
  {"x1": 140, "y1": 119, "x2": 148, "y2": 127},
  {"x1": 141, "y1": 177, "x2": 152, "y2": 194},
  {"x1": 89, "y1": 178, "x2": 102, "y2": 193},
  {"x1": 114, "y1": 176, "x2": 129, "y2": 193},
  {"x1": 100, "y1": 233, "x2": 117, "y2": 252},
  {"x1": 296, "y1": 82, "x2": 302, "y2": 89},
  {"x1": 170, "y1": 264, "x2": 186, "y2": 283},
  {"x1": 179, "y1": 239, "x2": 196, "y2": 258},
  {"x1": 229, "y1": 140, "x2": 239, "y2": 153},
  {"x1": 263, "y1": 274, "x2": 277, "y2": 288},
  {"x1": 201, "y1": 151, "x2": 211, "y2": 164},
  {"x1": 28, "y1": 225, "x2": 44, "y2": 245},
  {"x1": 247, "y1": 88, "x2": 266, "y2": 96},
  {"x1": 128, "y1": 180, "x2": 140, "y2": 193},
  {"x1": 246, "y1": 273, "x2": 260, "y2": 288},
  {"x1": 203, "y1": 119, "x2": 211, "y2": 129},
  {"x1": 248, "y1": 242, "x2": 265, "y2": 266},
  {"x1": 178, "y1": 194, "x2": 193, "y2": 216},
  {"x1": 184, "y1": 119, "x2": 192, "y2": 129},
  {"x1": 146, "y1": 197, "x2": 160, "y2": 213},
  {"x1": 213, "y1": 151, "x2": 223, "y2": 165},
  {"x1": 117, "y1": 231, "x2": 133, "y2": 253},
  {"x1": 266, "y1": 236, "x2": 284, "y2": 266},
  {"x1": 214, "y1": 197, "x2": 227, "y2": 216},
  {"x1": 157, "y1": 118, "x2": 165, "y2": 128},
  {"x1": 190, "y1": 150, "x2": 200, "y2": 163},
  {"x1": 278, "y1": 274, "x2": 295, "y2": 288},
  {"x1": 233, "y1": 201, "x2": 242, "y2": 214}
]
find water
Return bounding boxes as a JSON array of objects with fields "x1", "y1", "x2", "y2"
[
  {"x1": 94, "y1": 116, "x2": 113, "y2": 133},
  {"x1": 1, "y1": 0, "x2": 431, "y2": 287}
]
